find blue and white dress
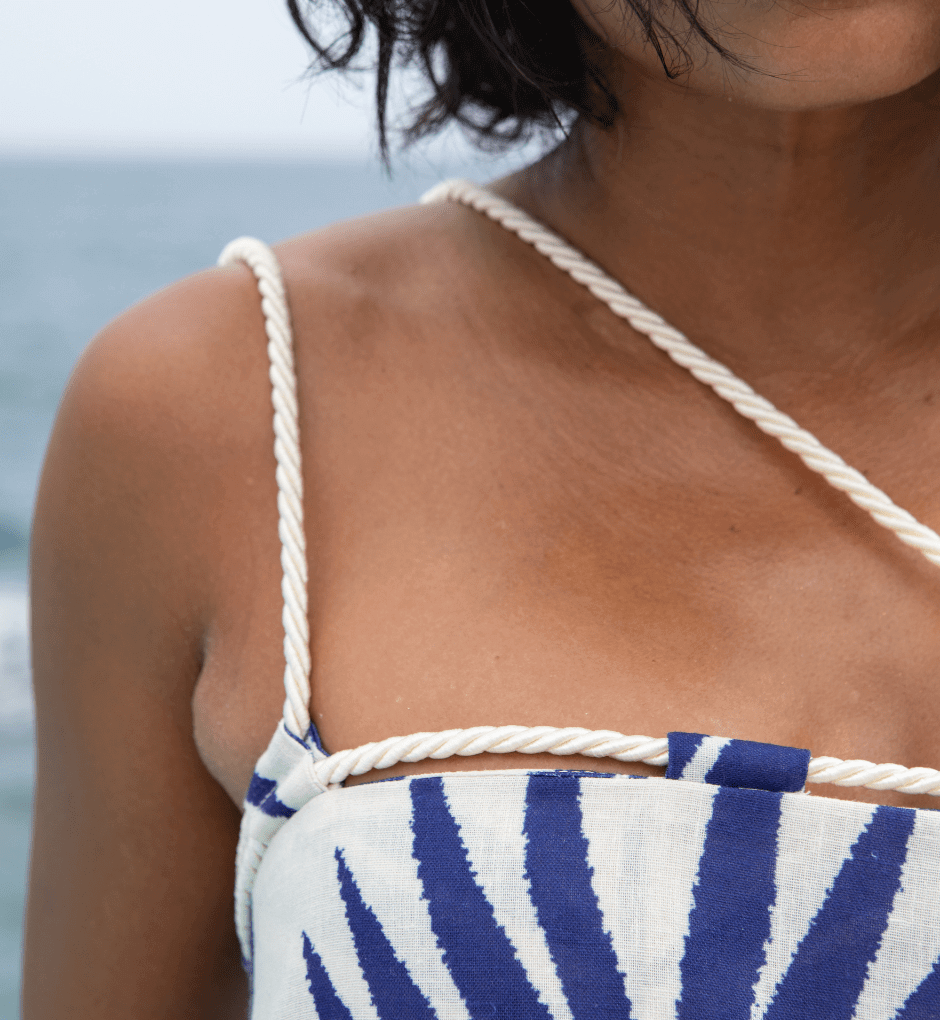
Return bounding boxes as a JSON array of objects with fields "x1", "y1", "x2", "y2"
[{"x1": 219, "y1": 182, "x2": 940, "y2": 1020}]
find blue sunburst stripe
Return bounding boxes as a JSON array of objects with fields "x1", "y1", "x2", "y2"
[
  {"x1": 335, "y1": 848, "x2": 437, "y2": 1020},
  {"x1": 246, "y1": 772, "x2": 296, "y2": 818},
  {"x1": 409, "y1": 776, "x2": 552, "y2": 1020},
  {"x1": 257, "y1": 795, "x2": 295, "y2": 818},
  {"x1": 677, "y1": 787, "x2": 781, "y2": 1020},
  {"x1": 523, "y1": 773, "x2": 632, "y2": 1018},
  {"x1": 896, "y1": 955, "x2": 940, "y2": 1019},
  {"x1": 302, "y1": 931, "x2": 355, "y2": 1020},
  {"x1": 245, "y1": 773, "x2": 277, "y2": 806},
  {"x1": 764, "y1": 805, "x2": 916, "y2": 1020}
]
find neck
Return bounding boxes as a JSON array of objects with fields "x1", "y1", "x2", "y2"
[{"x1": 513, "y1": 67, "x2": 940, "y2": 378}]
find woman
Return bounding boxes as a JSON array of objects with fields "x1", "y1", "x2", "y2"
[{"x1": 22, "y1": 0, "x2": 940, "y2": 1015}]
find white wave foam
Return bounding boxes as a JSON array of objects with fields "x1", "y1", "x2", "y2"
[{"x1": 0, "y1": 584, "x2": 32, "y2": 730}]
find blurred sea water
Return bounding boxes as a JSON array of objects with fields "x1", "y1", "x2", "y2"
[{"x1": 0, "y1": 150, "x2": 526, "y2": 1018}]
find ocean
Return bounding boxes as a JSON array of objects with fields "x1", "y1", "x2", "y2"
[{"x1": 0, "y1": 151, "x2": 525, "y2": 1017}]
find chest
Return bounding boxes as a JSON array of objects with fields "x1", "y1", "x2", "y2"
[{"x1": 192, "y1": 300, "x2": 940, "y2": 808}]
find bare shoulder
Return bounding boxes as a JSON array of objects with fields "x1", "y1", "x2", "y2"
[
  {"x1": 39, "y1": 198, "x2": 499, "y2": 597},
  {"x1": 277, "y1": 196, "x2": 492, "y2": 299},
  {"x1": 35, "y1": 197, "x2": 502, "y2": 622},
  {"x1": 66, "y1": 195, "x2": 502, "y2": 422},
  {"x1": 31, "y1": 259, "x2": 276, "y2": 667}
]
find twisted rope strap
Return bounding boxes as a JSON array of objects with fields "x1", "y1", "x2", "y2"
[
  {"x1": 311, "y1": 724, "x2": 940, "y2": 797},
  {"x1": 422, "y1": 180, "x2": 940, "y2": 569},
  {"x1": 218, "y1": 238, "x2": 312, "y2": 739}
]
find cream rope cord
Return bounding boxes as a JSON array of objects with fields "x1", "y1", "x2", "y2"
[
  {"x1": 422, "y1": 180, "x2": 940, "y2": 570},
  {"x1": 220, "y1": 181, "x2": 940, "y2": 798},
  {"x1": 219, "y1": 237, "x2": 311, "y2": 739},
  {"x1": 307, "y1": 727, "x2": 940, "y2": 797}
]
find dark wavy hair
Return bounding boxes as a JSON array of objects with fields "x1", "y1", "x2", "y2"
[{"x1": 286, "y1": 0, "x2": 746, "y2": 155}]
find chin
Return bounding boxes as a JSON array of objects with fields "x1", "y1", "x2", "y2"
[
  {"x1": 717, "y1": 0, "x2": 940, "y2": 111},
  {"x1": 708, "y1": 61, "x2": 940, "y2": 114},
  {"x1": 612, "y1": 0, "x2": 940, "y2": 111}
]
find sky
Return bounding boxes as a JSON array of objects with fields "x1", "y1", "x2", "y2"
[{"x1": 0, "y1": 0, "x2": 416, "y2": 157}]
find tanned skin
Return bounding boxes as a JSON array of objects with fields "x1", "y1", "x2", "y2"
[{"x1": 24, "y1": 0, "x2": 940, "y2": 1015}]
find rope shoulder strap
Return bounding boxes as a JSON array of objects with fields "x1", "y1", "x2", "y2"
[
  {"x1": 218, "y1": 238, "x2": 312, "y2": 740},
  {"x1": 422, "y1": 179, "x2": 940, "y2": 569}
]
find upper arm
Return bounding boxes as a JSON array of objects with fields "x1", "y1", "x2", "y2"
[{"x1": 23, "y1": 267, "x2": 266, "y2": 1019}]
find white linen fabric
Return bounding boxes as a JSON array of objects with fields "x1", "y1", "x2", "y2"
[{"x1": 243, "y1": 767, "x2": 940, "y2": 1020}]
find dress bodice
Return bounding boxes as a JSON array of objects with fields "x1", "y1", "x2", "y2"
[{"x1": 245, "y1": 739, "x2": 940, "y2": 1019}]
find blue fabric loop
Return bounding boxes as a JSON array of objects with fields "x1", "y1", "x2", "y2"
[{"x1": 666, "y1": 732, "x2": 811, "y2": 793}]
